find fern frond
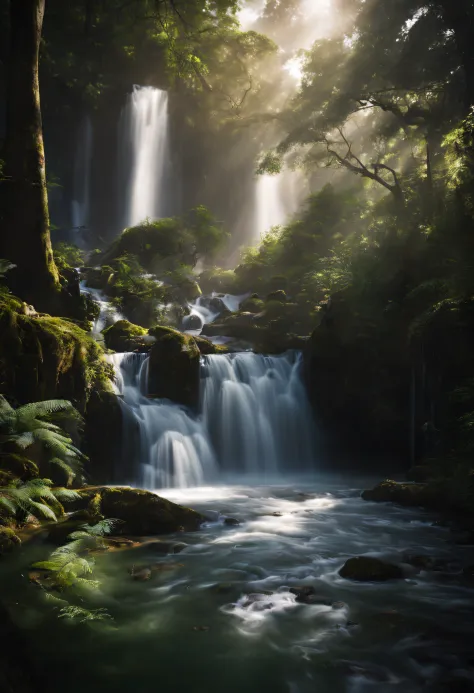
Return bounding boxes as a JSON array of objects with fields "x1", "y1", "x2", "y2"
[
  {"x1": 15, "y1": 400, "x2": 76, "y2": 419},
  {"x1": 13, "y1": 432, "x2": 35, "y2": 448},
  {"x1": 28, "y1": 501, "x2": 57, "y2": 521},
  {"x1": 58, "y1": 606, "x2": 111, "y2": 622},
  {"x1": 0, "y1": 396, "x2": 14, "y2": 416},
  {"x1": 52, "y1": 487, "x2": 81, "y2": 503}
]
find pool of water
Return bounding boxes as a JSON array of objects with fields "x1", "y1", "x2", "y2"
[{"x1": 4, "y1": 476, "x2": 474, "y2": 693}]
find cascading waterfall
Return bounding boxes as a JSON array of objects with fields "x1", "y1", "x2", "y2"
[
  {"x1": 110, "y1": 350, "x2": 315, "y2": 489},
  {"x1": 109, "y1": 353, "x2": 217, "y2": 488},
  {"x1": 71, "y1": 116, "x2": 93, "y2": 231},
  {"x1": 118, "y1": 86, "x2": 170, "y2": 229}
]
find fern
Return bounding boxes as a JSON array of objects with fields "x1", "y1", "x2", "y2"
[
  {"x1": 0, "y1": 396, "x2": 87, "y2": 485},
  {"x1": 0, "y1": 478, "x2": 72, "y2": 522}
]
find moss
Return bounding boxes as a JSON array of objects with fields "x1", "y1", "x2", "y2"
[
  {"x1": 97, "y1": 487, "x2": 205, "y2": 535},
  {"x1": 266, "y1": 290, "x2": 287, "y2": 303},
  {"x1": 102, "y1": 319, "x2": 148, "y2": 352},
  {"x1": 148, "y1": 329, "x2": 201, "y2": 408},
  {"x1": 194, "y1": 336, "x2": 229, "y2": 355},
  {"x1": 0, "y1": 291, "x2": 113, "y2": 411},
  {"x1": 240, "y1": 297, "x2": 265, "y2": 314},
  {"x1": 0, "y1": 526, "x2": 21, "y2": 555}
]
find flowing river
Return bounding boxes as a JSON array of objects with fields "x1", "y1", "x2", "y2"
[{"x1": 4, "y1": 477, "x2": 474, "y2": 693}]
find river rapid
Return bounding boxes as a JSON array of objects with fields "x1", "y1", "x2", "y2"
[{"x1": 5, "y1": 476, "x2": 474, "y2": 693}]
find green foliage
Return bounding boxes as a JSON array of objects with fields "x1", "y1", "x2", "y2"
[
  {"x1": 0, "y1": 260, "x2": 16, "y2": 279},
  {"x1": 58, "y1": 606, "x2": 112, "y2": 624},
  {"x1": 0, "y1": 396, "x2": 86, "y2": 485},
  {"x1": 0, "y1": 478, "x2": 79, "y2": 523},
  {"x1": 53, "y1": 243, "x2": 85, "y2": 273}
]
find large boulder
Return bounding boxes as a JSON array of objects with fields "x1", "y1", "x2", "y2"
[
  {"x1": 102, "y1": 319, "x2": 148, "y2": 352},
  {"x1": 339, "y1": 556, "x2": 404, "y2": 582},
  {"x1": 84, "y1": 390, "x2": 123, "y2": 484},
  {"x1": 240, "y1": 296, "x2": 265, "y2": 314},
  {"x1": 361, "y1": 480, "x2": 440, "y2": 509},
  {"x1": 194, "y1": 336, "x2": 228, "y2": 355},
  {"x1": 147, "y1": 327, "x2": 200, "y2": 408},
  {"x1": 96, "y1": 487, "x2": 205, "y2": 535}
]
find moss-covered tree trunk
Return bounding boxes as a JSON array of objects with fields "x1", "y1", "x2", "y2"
[{"x1": 0, "y1": 0, "x2": 61, "y2": 310}]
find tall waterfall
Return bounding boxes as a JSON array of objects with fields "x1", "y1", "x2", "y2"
[
  {"x1": 71, "y1": 116, "x2": 93, "y2": 231},
  {"x1": 118, "y1": 86, "x2": 170, "y2": 229},
  {"x1": 110, "y1": 351, "x2": 315, "y2": 488},
  {"x1": 254, "y1": 169, "x2": 305, "y2": 243}
]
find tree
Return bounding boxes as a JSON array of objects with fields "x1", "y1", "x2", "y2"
[{"x1": 0, "y1": 0, "x2": 61, "y2": 310}]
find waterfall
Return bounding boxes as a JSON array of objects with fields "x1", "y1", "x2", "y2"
[
  {"x1": 79, "y1": 281, "x2": 123, "y2": 338},
  {"x1": 118, "y1": 86, "x2": 170, "y2": 229},
  {"x1": 110, "y1": 350, "x2": 315, "y2": 489},
  {"x1": 71, "y1": 116, "x2": 93, "y2": 231},
  {"x1": 254, "y1": 169, "x2": 305, "y2": 243}
]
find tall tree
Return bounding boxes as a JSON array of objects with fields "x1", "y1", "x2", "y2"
[{"x1": 0, "y1": 0, "x2": 61, "y2": 310}]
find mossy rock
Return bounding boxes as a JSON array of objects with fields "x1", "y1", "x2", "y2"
[
  {"x1": 148, "y1": 328, "x2": 200, "y2": 408},
  {"x1": 84, "y1": 390, "x2": 122, "y2": 484},
  {"x1": 0, "y1": 290, "x2": 113, "y2": 411},
  {"x1": 361, "y1": 480, "x2": 435, "y2": 508},
  {"x1": 98, "y1": 487, "x2": 205, "y2": 535},
  {"x1": 240, "y1": 297, "x2": 265, "y2": 314},
  {"x1": 339, "y1": 557, "x2": 404, "y2": 582},
  {"x1": 0, "y1": 454, "x2": 39, "y2": 482},
  {"x1": 194, "y1": 336, "x2": 228, "y2": 355},
  {"x1": 0, "y1": 526, "x2": 21, "y2": 555},
  {"x1": 266, "y1": 290, "x2": 287, "y2": 303},
  {"x1": 102, "y1": 319, "x2": 148, "y2": 352}
]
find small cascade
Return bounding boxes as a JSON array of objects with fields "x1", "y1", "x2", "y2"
[
  {"x1": 118, "y1": 86, "x2": 170, "y2": 229},
  {"x1": 79, "y1": 281, "x2": 124, "y2": 337},
  {"x1": 110, "y1": 349, "x2": 315, "y2": 489},
  {"x1": 109, "y1": 353, "x2": 217, "y2": 488},
  {"x1": 201, "y1": 352, "x2": 315, "y2": 474},
  {"x1": 71, "y1": 116, "x2": 93, "y2": 232},
  {"x1": 182, "y1": 293, "x2": 248, "y2": 335}
]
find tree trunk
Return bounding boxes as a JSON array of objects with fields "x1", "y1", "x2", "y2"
[
  {"x1": 438, "y1": 0, "x2": 474, "y2": 108},
  {"x1": 0, "y1": 0, "x2": 60, "y2": 310}
]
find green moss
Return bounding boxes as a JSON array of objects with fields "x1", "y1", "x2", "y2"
[
  {"x1": 98, "y1": 486, "x2": 205, "y2": 535},
  {"x1": 0, "y1": 290, "x2": 113, "y2": 411},
  {"x1": 194, "y1": 336, "x2": 229, "y2": 355},
  {"x1": 102, "y1": 319, "x2": 148, "y2": 352},
  {"x1": 240, "y1": 297, "x2": 265, "y2": 313},
  {"x1": 0, "y1": 526, "x2": 21, "y2": 555}
]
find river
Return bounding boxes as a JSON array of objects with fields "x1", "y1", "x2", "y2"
[{"x1": 4, "y1": 476, "x2": 474, "y2": 693}]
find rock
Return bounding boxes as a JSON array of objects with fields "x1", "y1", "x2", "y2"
[
  {"x1": 84, "y1": 390, "x2": 122, "y2": 484},
  {"x1": 332, "y1": 601, "x2": 347, "y2": 610},
  {"x1": 289, "y1": 586, "x2": 319, "y2": 604},
  {"x1": 266, "y1": 290, "x2": 287, "y2": 303},
  {"x1": 224, "y1": 517, "x2": 241, "y2": 526},
  {"x1": 184, "y1": 314, "x2": 202, "y2": 330},
  {"x1": 102, "y1": 319, "x2": 148, "y2": 352},
  {"x1": 403, "y1": 554, "x2": 451, "y2": 572},
  {"x1": 130, "y1": 567, "x2": 152, "y2": 581},
  {"x1": 240, "y1": 297, "x2": 265, "y2": 314},
  {"x1": 98, "y1": 487, "x2": 205, "y2": 535},
  {"x1": 0, "y1": 527, "x2": 21, "y2": 554},
  {"x1": 138, "y1": 539, "x2": 187, "y2": 554},
  {"x1": 361, "y1": 480, "x2": 437, "y2": 508},
  {"x1": 339, "y1": 557, "x2": 404, "y2": 582},
  {"x1": 147, "y1": 328, "x2": 200, "y2": 408},
  {"x1": 241, "y1": 593, "x2": 274, "y2": 610},
  {"x1": 193, "y1": 336, "x2": 228, "y2": 355}
]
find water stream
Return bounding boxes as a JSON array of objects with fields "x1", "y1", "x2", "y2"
[{"x1": 6, "y1": 478, "x2": 474, "y2": 693}]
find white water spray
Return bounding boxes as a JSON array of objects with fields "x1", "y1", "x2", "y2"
[{"x1": 118, "y1": 86, "x2": 170, "y2": 229}]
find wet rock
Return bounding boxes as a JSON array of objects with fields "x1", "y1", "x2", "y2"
[
  {"x1": 241, "y1": 593, "x2": 274, "y2": 610},
  {"x1": 403, "y1": 554, "x2": 452, "y2": 572},
  {"x1": 266, "y1": 290, "x2": 287, "y2": 303},
  {"x1": 193, "y1": 336, "x2": 228, "y2": 355},
  {"x1": 361, "y1": 480, "x2": 441, "y2": 509},
  {"x1": 139, "y1": 539, "x2": 187, "y2": 554},
  {"x1": 332, "y1": 601, "x2": 347, "y2": 610},
  {"x1": 224, "y1": 517, "x2": 241, "y2": 526},
  {"x1": 130, "y1": 567, "x2": 152, "y2": 581},
  {"x1": 210, "y1": 582, "x2": 235, "y2": 595},
  {"x1": 102, "y1": 319, "x2": 148, "y2": 352},
  {"x1": 95, "y1": 486, "x2": 205, "y2": 535},
  {"x1": 147, "y1": 328, "x2": 200, "y2": 408},
  {"x1": 0, "y1": 527, "x2": 21, "y2": 554},
  {"x1": 185, "y1": 314, "x2": 202, "y2": 330},
  {"x1": 339, "y1": 557, "x2": 404, "y2": 582},
  {"x1": 289, "y1": 586, "x2": 318, "y2": 604}
]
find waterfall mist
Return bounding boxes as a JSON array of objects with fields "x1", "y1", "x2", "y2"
[
  {"x1": 118, "y1": 86, "x2": 170, "y2": 229},
  {"x1": 71, "y1": 116, "x2": 93, "y2": 232}
]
